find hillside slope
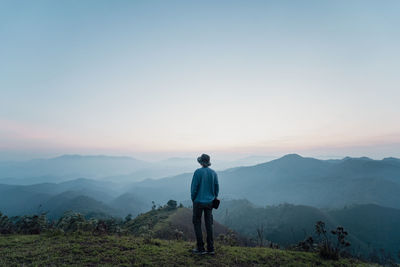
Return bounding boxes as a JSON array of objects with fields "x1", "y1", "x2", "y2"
[
  {"x1": 213, "y1": 200, "x2": 400, "y2": 260},
  {"x1": 126, "y1": 206, "x2": 243, "y2": 243},
  {"x1": 0, "y1": 234, "x2": 374, "y2": 266}
]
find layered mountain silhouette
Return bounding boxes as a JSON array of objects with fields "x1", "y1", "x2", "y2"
[
  {"x1": 0, "y1": 154, "x2": 278, "y2": 185},
  {"x1": 2, "y1": 154, "x2": 400, "y2": 218},
  {"x1": 0, "y1": 178, "x2": 148, "y2": 218},
  {"x1": 128, "y1": 154, "x2": 400, "y2": 209},
  {"x1": 0, "y1": 155, "x2": 150, "y2": 184}
]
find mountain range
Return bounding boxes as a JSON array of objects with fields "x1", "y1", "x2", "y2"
[
  {"x1": 2, "y1": 153, "x2": 400, "y2": 218},
  {"x1": 0, "y1": 154, "x2": 276, "y2": 185},
  {"x1": 0, "y1": 178, "x2": 147, "y2": 219},
  {"x1": 127, "y1": 154, "x2": 400, "y2": 209}
]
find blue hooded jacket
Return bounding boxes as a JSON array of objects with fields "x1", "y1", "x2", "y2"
[{"x1": 191, "y1": 167, "x2": 219, "y2": 204}]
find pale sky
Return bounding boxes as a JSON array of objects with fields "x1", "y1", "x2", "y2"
[{"x1": 1, "y1": 0, "x2": 400, "y2": 161}]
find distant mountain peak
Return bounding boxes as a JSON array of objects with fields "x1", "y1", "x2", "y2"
[
  {"x1": 383, "y1": 157, "x2": 400, "y2": 162},
  {"x1": 253, "y1": 153, "x2": 306, "y2": 167},
  {"x1": 54, "y1": 154, "x2": 135, "y2": 160},
  {"x1": 280, "y1": 154, "x2": 303, "y2": 160},
  {"x1": 58, "y1": 177, "x2": 94, "y2": 184},
  {"x1": 342, "y1": 156, "x2": 373, "y2": 162}
]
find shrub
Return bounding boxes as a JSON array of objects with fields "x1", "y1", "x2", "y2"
[
  {"x1": 0, "y1": 212, "x2": 14, "y2": 234},
  {"x1": 166, "y1": 200, "x2": 177, "y2": 210},
  {"x1": 315, "y1": 221, "x2": 351, "y2": 260},
  {"x1": 14, "y1": 214, "x2": 48, "y2": 234},
  {"x1": 217, "y1": 230, "x2": 238, "y2": 246},
  {"x1": 125, "y1": 214, "x2": 133, "y2": 222},
  {"x1": 293, "y1": 236, "x2": 315, "y2": 252},
  {"x1": 93, "y1": 218, "x2": 122, "y2": 235},
  {"x1": 56, "y1": 212, "x2": 93, "y2": 233},
  {"x1": 331, "y1": 226, "x2": 351, "y2": 254},
  {"x1": 173, "y1": 228, "x2": 184, "y2": 240}
]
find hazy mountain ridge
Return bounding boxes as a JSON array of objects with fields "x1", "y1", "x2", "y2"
[
  {"x1": 109, "y1": 193, "x2": 148, "y2": 218},
  {"x1": 127, "y1": 154, "x2": 400, "y2": 209},
  {"x1": 41, "y1": 193, "x2": 117, "y2": 219},
  {"x1": 0, "y1": 154, "x2": 279, "y2": 185},
  {"x1": 0, "y1": 179, "x2": 148, "y2": 218},
  {"x1": 0, "y1": 155, "x2": 150, "y2": 184},
  {"x1": 3, "y1": 154, "x2": 400, "y2": 219}
]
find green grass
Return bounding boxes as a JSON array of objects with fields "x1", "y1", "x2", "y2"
[
  {"x1": 0, "y1": 234, "x2": 377, "y2": 267},
  {"x1": 126, "y1": 207, "x2": 177, "y2": 235}
]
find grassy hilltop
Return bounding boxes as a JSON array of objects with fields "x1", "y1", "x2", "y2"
[
  {"x1": 125, "y1": 205, "x2": 243, "y2": 243},
  {"x1": 0, "y1": 234, "x2": 374, "y2": 267}
]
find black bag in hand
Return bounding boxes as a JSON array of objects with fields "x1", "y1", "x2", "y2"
[{"x1": 212, "y1": 198, "x2": 220, "y2": 209}]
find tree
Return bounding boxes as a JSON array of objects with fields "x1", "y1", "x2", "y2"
[
  {"x1": 0, "y1": 212, "x2": 14, "y2": 234},
  {"x1": 256, "y1": 223, "x2": 265, "y2": 247},
  {"x1": 315, "y1": 221, "x2": 351, "y2": 260},
  {"x1": 331, "y1": 226, "x2": 351, "y2": 255},
  {"x1": 166, "y1": 200, "x2": 177, "y2": 210},
  {"x1": 14, "y1": 214, "x2": 48, "y2": 234},
  {"x1": 125, "y1": 214, "x2": 132, "y2": 222}
]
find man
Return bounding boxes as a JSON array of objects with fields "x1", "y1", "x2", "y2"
[{"x1": 191, "y1": 153, "x2": 219, "y2": 255}]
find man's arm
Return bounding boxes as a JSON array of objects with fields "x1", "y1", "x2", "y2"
[
  {"x1": 191, "y1": 171, "x2": 199, "y2": 202},
  {"x1": 214, "y1": 172, "x2": 219, "y2": 197}
]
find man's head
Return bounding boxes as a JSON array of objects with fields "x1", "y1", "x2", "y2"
[{"x1": 197, "y1": 154, "x2": 211, "y2": 167}]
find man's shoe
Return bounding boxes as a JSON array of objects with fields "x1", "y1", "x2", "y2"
[
  {"x1": 192, "y1": 248, "x2": 207, "y2": 255},
  {"x1": 207, "y1": 250, "x2": 215, "y2": 255}
]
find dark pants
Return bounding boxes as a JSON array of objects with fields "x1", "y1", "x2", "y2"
[{"x1": 192, "y1": 202, "x2": 214, "y2": 251}]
